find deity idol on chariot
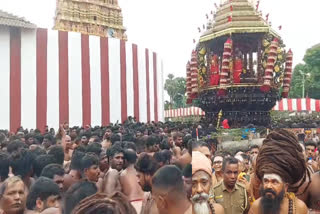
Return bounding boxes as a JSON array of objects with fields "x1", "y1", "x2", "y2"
[{"x1": 186, "y1": 0, "x2": 293, "y2": 128}]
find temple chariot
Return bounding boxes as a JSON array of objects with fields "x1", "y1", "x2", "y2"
[{"x1": 186, "y1": 0, "x2": 293, "y2": 128}]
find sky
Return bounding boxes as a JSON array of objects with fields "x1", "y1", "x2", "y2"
[{"x1": 1, "y1": 0, "x2": 320, "y2": 80}]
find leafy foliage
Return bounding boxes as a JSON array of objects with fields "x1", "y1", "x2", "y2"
[
  {"x1": 164, "y1": 74, "x2": 186, "y2": 109},
  {"x1": 290, "y1": 44, "x2": 320, "y2": 98}
]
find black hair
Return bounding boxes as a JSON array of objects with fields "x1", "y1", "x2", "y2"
[
  {"x1": 41, "y1": 164, "x2": 65, "y2": 179},
  {"x1": 107, "y1": 145, "x2": 123, "y2": 160},
  {"x1": 206, "y1": 138, "x2": 218, "y2": 150},
  {"x1": 192, "y1": 140, "x2": 210, "y2": 150},
  {"x1": 122, "y1": 134, "x2": 135, "y2": 142},
  {"x1": 6, "y1": 140, "x2": 27, "y2": 153},
  {"x1": 81, "y1": 153, "x2": 99, "y2": 172},
  {"x1": 123, "y1": 141, "x2": 137, "y2": 152},
  {"x1": 159, "y1": 139, "x2": 170, "y2": 150},
  {"x1": 74, "y1": 145, "x2": 86, "y2": 153},
  {"x1": 25, "y1": 134, "x2": 34, "y2": 141},
  {"x1": 33, "y1": 134, "x2": 44, "y2": 145},
  {"x1": 222, "y1": 157, "x2": 239, "y2": 171},
  {"x1": 43, "y1": 134, "x2": 56, "y2": 145},
  {"x1": 152, "y1": 165, "x2": 185, "y2": 199},
  {"x1": 154, "y1": 150, "x2": 172, "y2": 165},
  {"x1": 123, "y1": 149, "x2": 137, "y2": 164},
  {"x1": 64, "y1": 181, "x2": 98, "y2": 214},
  {"x1": 153, "y1": 152, "x2": 163, "y2": 163},
  {"x1": 33, "y1": 147, "x2": 47, "y2": 156},
  {"x1": 249, "y1": 144, "x2": 260, "y2": 151},
  {"x1": 305, "y1": 141, "x2": 317, "y2": 149},
  {"x1": 182, "y1": 164, "x2": 192, "y2": 178},
  {"x1": 26, "y1": 177, "x2": 60, "y2": 210},
  {"x1": 70, "y1": 150, "x2": 86, "y2": 171},
  {"x1": 110, "y1": 134, "x2": 121, "y2": 144},
  {"x1": 34, "y1": 154, "x2": 57, "y2": 177},
  {"x1": 173, "y1": 132, "x2": 183, "y2": 141},
  {"x1": 0, "y1": 152, "x2": 10, "y2": 181},
  {"x1": 135, "y1": 136, "x2": 147, "y2": 154},
  {"x1": 223, "y1": 151, "x2": 232, "y2": 157},
  {"x1": 86, "y1": 142, "x2": 102, "y2": 156},
  {"x1": 241, "y1": 154, "x2": 250, "y2": 161},
  {"x1": 183, "y1": 135, "x2": 192, "y2": 148},
  {"x1": 146, "y1": 136, "x2": 157, "y2": 148},
  {"x1": 161, "y1": 150, "x2": 172, "y2": 164},
  {"x1": 48, "y1": 145, "x2": 65, "y2": 165},
  {"x1": 10, "y1": 148, "x2": 34, "y2": 179},
  {"x1": 135, "y1": 153, "x2": 159, "y2": 176}
]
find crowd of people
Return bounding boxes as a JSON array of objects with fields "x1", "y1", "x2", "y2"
[{"x1": 0, "y1": 118, "x2": 319, "y2": 214}]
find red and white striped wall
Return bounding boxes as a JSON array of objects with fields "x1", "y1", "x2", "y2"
[
  {"x1": 0, "y1": 27, "x2": 164, "y2": 132},
  {"x1": 273, "y1": 98, "x2": 320, "y2": 112}
]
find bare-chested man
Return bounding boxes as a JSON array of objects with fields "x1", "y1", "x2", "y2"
[
  {"x1": 0, "y1": 177, "x2": 26, "y2": 214},
  {"x1": 63, "y1": 150, "x2": 85, "y2": 191},
  {"x1": 135, "y1": 153, "x2": 160, "y2": 214},
  {"x1": 101, "y1": 128, "x2": 112, "y2": 150},
  {"x1": 249, "y1": 173, "x2": 308, "y2": 214},
  {"x1": 305, "y1": 172, "x2": 320, "y2": 211},
  {"x1": 58, "y1": 124, "x2": 73, "y2": 163},
  {"x1": 251, "y1": 129, "x2": 310, "y2": 214},
  {"x1": 120, "y1": 149, "x2": 144, "y2": 213},
  {"x1": 102, "y1": 145, "x2": 124, "y2": 195}
]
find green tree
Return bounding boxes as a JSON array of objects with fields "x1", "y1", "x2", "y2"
[
  {"x1": 164, "y1": 74, "x2": 186, "y2": 109},
  {"x1": 304, "y1": 44, "x2": 320, "y2": 98},
  {"x1": 290, "y1": 44, "x2": 320, "y2": 98}
]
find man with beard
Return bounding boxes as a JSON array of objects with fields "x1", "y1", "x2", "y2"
[
  {"x1": 26, "y1": 177, "x2": 61, "y2": 214},
  {"x1": 250, "y1": 129, "x2": 309, "y2": 214},
  {"x1": 212, "y1": 157, "x2": 249, "y2": 214},
  {"x1": 0, "y1": 176, "x2": 26, "y2": 214},
  {"x1": 192, "y1": 151, "x2": 224, "y2": 214},
  {"x1": 102, "y1": 145, "x2": 124, "y2": 195},
  {"x1": 80, "y1": 153, "x2": 100, "y2": 184},
  {"x1": 152, "y1": 165, "x2": 192, "y2": 214},
  {"x1": 135, "y1": 153, "x2": 160, "y2": 214},
  {"x1": 249, "y1": 173, "x2": 308, "y2": 214},
  {"x1": 41, "y1": 164, "x2": 65, "y2": 193}
]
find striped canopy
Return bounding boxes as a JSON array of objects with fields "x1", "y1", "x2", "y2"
[{"x1": 165, "y1": 99, "x2": 320, "y2": 118}]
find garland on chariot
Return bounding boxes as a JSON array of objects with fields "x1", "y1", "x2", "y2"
[{"x1": 186, "y1": 0, "x2": 293, "y2": 128}]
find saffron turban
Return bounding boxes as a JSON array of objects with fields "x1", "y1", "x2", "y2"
[{"x1": 192, "y1": 151, "x2": 212, "y2": 177}]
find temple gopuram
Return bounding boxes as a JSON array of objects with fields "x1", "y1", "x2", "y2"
[
  {"x1": 186, "y1": 0, "x2": 293, "y2": 128},
  {"x1": 54, "y1": 0, "x2": 127, "y2": 40}
]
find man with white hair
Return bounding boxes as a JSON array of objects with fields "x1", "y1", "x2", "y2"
[{"x1": 192, "y1": 151, "x2": 225, "y2": 214}]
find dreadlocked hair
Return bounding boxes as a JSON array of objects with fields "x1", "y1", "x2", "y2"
[
  {"x1": 71, "y1": 192, "x2": 137, "y2": 214},
  {"x1": 255, "y1": 129, "x2": 311, "y2": 193}
]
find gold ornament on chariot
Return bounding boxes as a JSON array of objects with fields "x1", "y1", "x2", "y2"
[{"x1": 199, "y1": 48, "x2": 206, "y2": 55}]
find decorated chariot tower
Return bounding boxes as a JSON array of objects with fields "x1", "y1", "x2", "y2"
[
  {"x1": 186, "y1": 0, "x2": 293, "y2": 128},
  {"x1": 54, "y1": 0, "x2": 127, "y2": 40}
]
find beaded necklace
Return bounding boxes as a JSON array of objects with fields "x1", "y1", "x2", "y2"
[
  {"x1": 286, "y1": 192, "x2": 296, "y2": 214},
  {"x1": 208, "y1": 199, "x2": 216, "y2": 214}
]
